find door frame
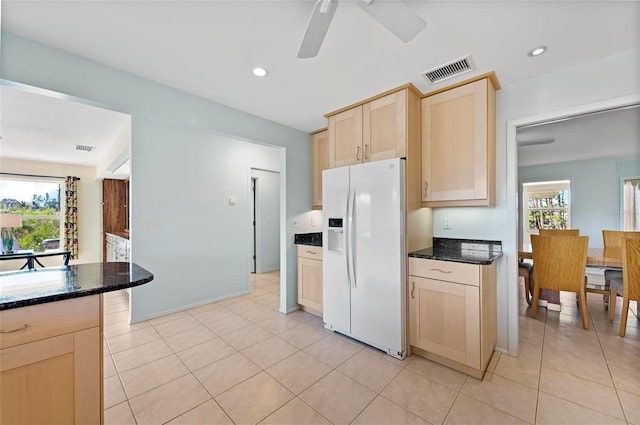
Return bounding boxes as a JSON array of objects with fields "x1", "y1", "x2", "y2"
[{"x1": 506, "y1": 93, "x2": 640, "y2": 356}]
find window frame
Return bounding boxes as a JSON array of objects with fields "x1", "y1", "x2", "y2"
[
  {"x1": 0, "y1": 175, "x2": 65, "y2": 252},
  {"x1": 522, "y1": 180, "x2": 572, "y2": 248}
]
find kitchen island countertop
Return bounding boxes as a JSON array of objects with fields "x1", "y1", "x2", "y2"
[{"x1": 0, "y1": 262, "x2": 153, "y2": 310}]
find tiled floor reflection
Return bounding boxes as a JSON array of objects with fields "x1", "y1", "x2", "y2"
[{"x1": 104, "y1": 271, "x2": 640, "y2": 424}]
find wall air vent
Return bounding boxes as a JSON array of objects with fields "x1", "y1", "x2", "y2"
[
  {"x1": 422, "y1": 55, "x2": 476, "y2": 85},
  {"x1": 75, "y1": 144, "x2": 95, "y2": 152}
]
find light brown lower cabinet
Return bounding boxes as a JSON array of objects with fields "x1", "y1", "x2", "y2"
[
  {"x1": 0, "y1": 296, "x2": 103, "y2": 425},
  {"x1": 297, "y1": 245, "x2": 323, "y2": 317},
  {"x1": 408, "y1": 257, "x2": 496, "y2": 379}
]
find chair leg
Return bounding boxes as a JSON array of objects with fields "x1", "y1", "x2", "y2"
[
  {"x1": 578, "y1": 290, "x2": 589, "y2": 330},
  {"x1": 603, "y1": 279, "x2": 610, "y2": 308},
  {"x1": 524, "y1": 276, "x2": 532, "y2": 306},
  {"x1": 609, "y1": 291, "x2": 617, "y2": 321},
  {"x1": 531, "y1": 285, "x2": 541, "y2": 319},
  {"x1": 619, "y1": 298, "x2": 630, "y2": 337}
]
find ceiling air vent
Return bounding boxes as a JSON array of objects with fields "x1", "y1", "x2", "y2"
[
  {"x1": 422, "y1": 55, "x2": 476, "y2": 85},
  {"x1": 75, "y1": 144, "x2": 95, "y2": 152}
]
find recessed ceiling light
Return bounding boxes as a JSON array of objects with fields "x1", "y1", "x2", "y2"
[
  {"x1": 252, "y1": 67, "x2": 268, "y2": 77},
  {"x1": 527, "y1": 46, "x2": 547, "y2": 57}
]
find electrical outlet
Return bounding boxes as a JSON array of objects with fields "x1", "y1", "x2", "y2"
[
  {"x1": 292, "y1": 219, "x2": 299, "y2": 228},
  {"x1": 311, "y1": 217, "x2": 318, "y2": 227},
  {"x1": 443, "y1": 216, "x2": 452, "y2": 229}
]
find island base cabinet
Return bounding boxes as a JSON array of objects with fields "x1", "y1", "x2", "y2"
[{"x1": 0, "y1": 296, "x2": 103, "y2": 425}]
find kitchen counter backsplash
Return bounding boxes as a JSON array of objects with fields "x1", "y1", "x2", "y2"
[
  {"x1": 294, "y1": 232, "x2": 322, "y2": 247},
  {"x1": 409, "y1": 237, "x2": 502, "y2": 265}
]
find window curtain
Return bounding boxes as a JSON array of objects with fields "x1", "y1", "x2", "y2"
[
  {"x1": 64, "y1": 176, "x2": 80, "y2": 259},
  {"x1": 624, "y1": 179, "x2": 640, "y2": 231}
]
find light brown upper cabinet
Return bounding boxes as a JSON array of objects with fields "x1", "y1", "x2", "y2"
[
  {"x1": 311, "y1": 129, "x2": 329, "y2": 209},
  {"x1": 327, "y1": 85, "x2": 419, "y2": 168},
  {"x1": 421, "y1": 73, "x2": 500, "y2": 207}
]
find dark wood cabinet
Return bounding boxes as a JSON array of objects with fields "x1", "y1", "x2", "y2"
[{"x1": 102, "y1": 179, "x2": 129, "y2": 261}]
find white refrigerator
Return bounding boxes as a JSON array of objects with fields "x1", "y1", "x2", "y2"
[{"x1": 322, "y1": 157, "x2": 406, "y2": 359}]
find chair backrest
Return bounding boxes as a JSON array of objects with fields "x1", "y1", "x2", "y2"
[
  {"x1": 538, "y1": 229, "x2": 580, "y2": 237},
  {"x1": 622, "y1": 237, "x2": 640, "y2": 302},
  {"x1": 603, "y1": 230, "x2": 640, "y2": 260},
  {"x1": 531, "y1": 234, "x2": 588, "y2": 292}
]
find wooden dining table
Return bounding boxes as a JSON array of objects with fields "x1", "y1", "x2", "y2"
[{"x1": 518, "y1": 247, "x2": 622, "y2": 269}]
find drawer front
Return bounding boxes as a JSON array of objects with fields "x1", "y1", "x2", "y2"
[
  {"x1": 297, "y1": 245, "x2": 323, "y2": 261},
  {"x1": 0, "y1": 295, "x2": 100, "y2": 350},
  {"x1": 409, "y1": 258, "x2": 479, "y2": 286}
]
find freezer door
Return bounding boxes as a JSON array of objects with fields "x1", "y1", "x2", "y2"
[
  {"x1": 349, "y1": 158, "x2": 406, "y2": 357},
  {"x1": 322, "y1": 165, "x2": 351, "y2": 334}
]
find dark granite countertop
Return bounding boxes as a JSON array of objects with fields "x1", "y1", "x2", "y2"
[
  {"x1": 409, "y1": 238, "x2": 503, "y2": 265},
  {"x1": 0, "y1": 262, "x2": 153, "y2": 310},
  {"x1": 294, "y1": 232, "x2": 322, "y2": 247}
]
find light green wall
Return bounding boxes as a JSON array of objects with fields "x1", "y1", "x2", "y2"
[
  {"x1": 1, "y1": 32, "x2": 311, "y2": 321},
  {"x1": 518, "y1": 157, "x2": 640, "y2": 248}
]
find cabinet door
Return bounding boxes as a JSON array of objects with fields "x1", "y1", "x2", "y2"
[
  {"x1": 297, "y1": 257, "x2": 323, "y2": 315},
  {"x1": 312, "y1": 130, "x2": 329, "y2": 207},
  {"x1": 421, "y1": 79, "x2": 489, "y2": 204},
  {"x1": 102, "y1": 179, "x2": 128, "y2": 260},
  {"x1": 0, "y1": 327, "x2": 101, "y2": 425},
  {"x1": 328, "y1": 106, "x2": 363, "y2": 168},
  {"x1": 363, "y1": 90, "x2": 406, "y2": 162},
  {"x1": 409, "y1": 276, "x2": 480, "y2": 369}
]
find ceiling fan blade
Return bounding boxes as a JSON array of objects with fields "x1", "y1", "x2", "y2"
[
  {"x1": 358, "y1": 0, "x2": 426, "y2": 42},
  {"x1": 297, "y1": 0, "x2": 339, "y2": 59}
]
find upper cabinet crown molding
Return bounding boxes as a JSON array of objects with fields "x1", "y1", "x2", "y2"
[{"x1": 421, "y1": 72, "x2": 499, "y2": 207}]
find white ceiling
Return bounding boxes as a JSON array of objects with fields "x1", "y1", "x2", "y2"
[
  {"x1": 1, "y1": 1, "x2": 639, "y2": 167},
  {"x1": 517, "y1": 106, "x2": 640, "y2": 167},
  {"x1": 0, "y1": 85, "x2": 131, "y2": 167}
]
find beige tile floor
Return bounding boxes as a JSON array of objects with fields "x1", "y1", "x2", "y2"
[{"x1": 103, "y1": 271, "x2": 640, "y2": 424}]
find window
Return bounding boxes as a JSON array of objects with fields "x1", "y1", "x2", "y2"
[
  {"x1": 623, "y1": 178, "x2": 640, "y2": 231},
  {"x1": 0, "y1": 177, "x2": 64, "y2": 252},
  {"x1": 522, "y1": 180, "x2": 571, "y2": 247}
]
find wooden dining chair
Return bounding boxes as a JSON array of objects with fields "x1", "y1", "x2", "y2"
[
  {"x1": 608, "y1": 237, "x2": 640, "y2": 336},
  {"x1": 600, "y1": 231, "x2": 640, "y2": 307},
  {"x1": 519, "y1": 261, "x2": 533, "y2": 305},
  {"x1": 531, "y1": 234, "x2": 590, "y2": 329},
  {"x1": 538, "y1": 228, "x2": 580, "y2": 236}
]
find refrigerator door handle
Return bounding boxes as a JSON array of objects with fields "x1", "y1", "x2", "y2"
[
  {"x1": 345, "y1": 187, "x2": 351, "y2": 288},
  {"x1": 349, "y1": 187, "x2": 357, "y2": 288}
]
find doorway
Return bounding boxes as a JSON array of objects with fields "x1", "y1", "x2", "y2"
[
  {"x1": 507, "y1": 94, "x2": 640, "y2": 356},
  {"x1": 250, "y1": 169, "x2": 281, "y2": 275}
]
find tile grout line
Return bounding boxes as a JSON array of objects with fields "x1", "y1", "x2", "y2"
[{"x1": 591, "y1": 305, "x2": 630, "y2": 424}]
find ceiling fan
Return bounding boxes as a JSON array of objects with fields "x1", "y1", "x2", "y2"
[{"x1": 297, "y1": 0, "x2": 427, "y2": 59}]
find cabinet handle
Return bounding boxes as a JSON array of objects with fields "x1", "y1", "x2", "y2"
[
  {"x1": 364, "y1": 144, "x2": 369, "y2": 160},
  {"x1": 430, "y1": 268, "x2": 452, "y2": 274},
  {"x1": 411, "y1": 281, "x2": 415, "y2": 299},
  {"x1": 0, "y1": 324, "x2": 29, "y2": 333},
  {"x1": 306, "y1": 250, "x2": 316, "y2": 255},
  {"x1": 356, "y1": 146, "x2": 361, "y2": 161},
  {"x1": 424, "y1": 181, "x2": 429, "y2": 198}
]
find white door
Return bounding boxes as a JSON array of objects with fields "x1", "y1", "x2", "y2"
[
  {"x1": 322, "y1": 165, "x2": 351, "y2": 334},
  {"x1": 349, "y1": 158, "x2": 406, "y2": 356}
]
